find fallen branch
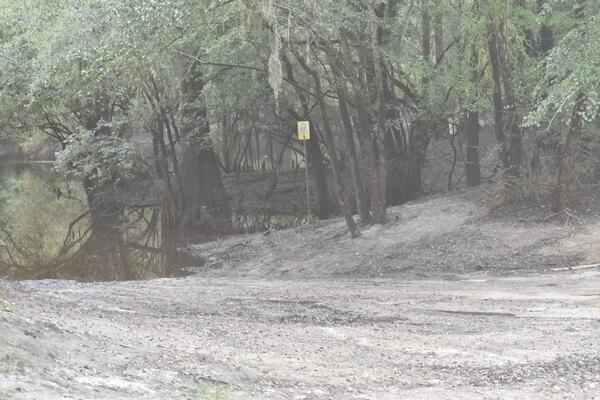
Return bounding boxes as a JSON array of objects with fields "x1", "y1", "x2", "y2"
[{"x1": 546, "y1": 263, "x2": 600, "y2": 272}]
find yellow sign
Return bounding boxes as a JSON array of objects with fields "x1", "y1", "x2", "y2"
[{"x1": 297, "y1": 121, "x2": 311, "y2": 140}]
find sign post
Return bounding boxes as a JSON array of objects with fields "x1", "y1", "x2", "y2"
[{"x1": 297, "y1": 121, "x2": 311, "y2": 223}]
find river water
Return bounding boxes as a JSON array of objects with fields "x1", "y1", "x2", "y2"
[{"x1": 0, "y1": 161, "x2": 200, "y2": 282}]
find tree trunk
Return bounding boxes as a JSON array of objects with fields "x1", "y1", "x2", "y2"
[
  {"x1": 421, "y1": 0, "x2": 431, "y2": 64},
  {"x1": 553, "y1": 93, "x2": 586, "y2": 212},
  {"x1": 282, "y1": 53, "x2": 332, "y2": 220},
  {"x1": 537, "y1": 0, "x2": 554, "y2": 55},
  {"x1": 433, "y1": 0, "x2": 444, "y2": 64},
  {"x1": 465, "y1": 110, "x2": 481, "y2": 187},
  {"x1": 297, "y1": 57, "x2": 361, "y2": 237},
  {"x1": 487, "y1": 28, "x2": 510, "y2": 170},
  {"x1": 179, "y1": 147, "x2": 230, "y2": 233},
  {"x1": 337, "y1": 90, "x2": 372, "y2": 223},
  {"x1": 367, "y1": 0, "x2": 389, "y2": 224},
  {"x1": 178, "y1": 62, "x2": 231, "y2": 235},
  {"x1": 466, "y1": 46, "x2": 481, "y2": 187},
  {"x1": 315, "y1": 88, "x2": 361, "y2": 237},
  {"x1": 322, "y1": 47, "x2": 371, "y2": 224},
  {"x1": 338, "y1": 25, "x2": 382, "y2": 221},
  {"x1": 496, "y1": 21, "x2": 522, "y2": 182},
  {"x1": 305, "y1": 129, "x2": 331, "y2": 219}
]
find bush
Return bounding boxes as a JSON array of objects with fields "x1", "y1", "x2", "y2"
[{"x1": 55, "y1": 130, "x2": 137, "y2": 188}]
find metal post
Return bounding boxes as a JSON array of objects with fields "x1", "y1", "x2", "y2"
[{"x1": 304, "y1": 140, "x2": 311, "y2": 223}]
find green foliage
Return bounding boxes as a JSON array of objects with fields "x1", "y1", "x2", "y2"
[
  {"x1": 55, "y1": 130, "x2": 137, "y2": 187},
  {"x1": 0, "y1": 0, "x2": 597, "y2": 207},
  {"x1": 526, "y1": 3, "x2": 600, "y2": 131}
]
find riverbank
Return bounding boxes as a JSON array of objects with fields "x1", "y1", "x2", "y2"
[{"x1": 1, "y1": 189, "x2": 599, "y2": 399}]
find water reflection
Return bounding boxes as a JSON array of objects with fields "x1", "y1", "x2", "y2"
[{"x1": 0, "y1": 162, "x2": 200, "y2": 282}]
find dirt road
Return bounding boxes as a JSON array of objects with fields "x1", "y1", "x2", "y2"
[
  {"x1": 1, "y1": 194, "x2": 599, "y2": 399},
  {"x1": 1, "y1": 268, "x2": 599, "y2": 399}
]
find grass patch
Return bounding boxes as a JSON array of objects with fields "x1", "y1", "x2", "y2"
[
  {"x1": 0, "y1": 289, "x2": 11, "y2": 311},
  {"x1": 194, "y1": 383, "x2": 236, "y2": 400}
]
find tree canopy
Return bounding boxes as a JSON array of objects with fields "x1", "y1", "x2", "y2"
[{"x1": 0, "y1": 0, "x2": 598, "y2": 234}]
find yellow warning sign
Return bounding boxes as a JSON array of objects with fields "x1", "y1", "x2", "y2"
[{"x1": 297, "y1": 121, "x2": 311, "y2": 140}]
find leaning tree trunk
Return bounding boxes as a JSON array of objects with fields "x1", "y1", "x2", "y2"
[
  {"x1": 553, "y1": 93, "x2": 586, "y2": 212},
  {"x1": 282, "y1": 53, "x2": 332, "y2": 220},
  {"x1": 322, "y1": 46, "x2": 371, "y2": 224},
  {"x1": 338, "y1": 23, "x2": 385, "y2": 224},
  {"x1": 314, "y1": 83, "x2": 361, "y2": 237},
  {"x1": 296, "y1": 55, "x2": 361, "y2": 237}
]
